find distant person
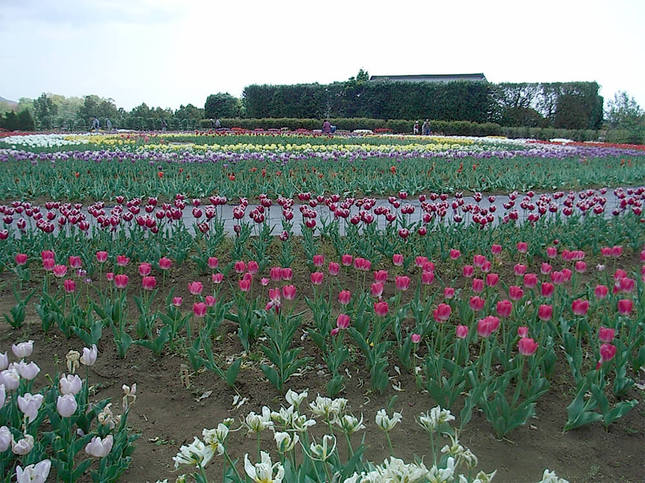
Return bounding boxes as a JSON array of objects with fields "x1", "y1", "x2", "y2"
[
  {"x1": 215, "y1": 118, "x2": 221, "y2": 129},
  {"x1": 106, "y1": 118, "x2": 113, "y2": 131},
  {"x1": 91, "y1": 117, "x2": 99, "y2": 132},
  {"x1": 322, "y1": 120, "x2": 332, "y2": 134},
  {"x1": 161, "y1": 119, "x2": 168, "y2": 132},
  {"x1": 413, "y1": 121, "x2": 420, "y2": 135},
  {"x1": 422, "y1": 119, "x2": 430, "y2": 135},
  {"x1": 330, "y1": 124, "x2": 337, "y2": 134}
]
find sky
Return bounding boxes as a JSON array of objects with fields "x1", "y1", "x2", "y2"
[{"x1": 1, "y1": 0, "x2": 644, "y2": 111}]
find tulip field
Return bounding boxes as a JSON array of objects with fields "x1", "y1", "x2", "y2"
[{"x1": 0, "y1": 131, "x2": 643, "y2": 482}]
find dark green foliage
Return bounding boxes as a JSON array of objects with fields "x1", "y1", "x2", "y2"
[{"x1": 204, "y1": 93, "x2": 240, "y2": 119}]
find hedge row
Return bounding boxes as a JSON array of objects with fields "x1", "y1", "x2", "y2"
[{"x1": 198, "y1": 118, "x2": 616, "y2": 143}]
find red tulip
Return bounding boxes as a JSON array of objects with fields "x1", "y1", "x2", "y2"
[
  {"x1": 63, "y1": 279, "x2": 76, "y2": 293},
  {"x1": 234, "y1": 261, "x2": 246, "y2": 274},
  {"x1": 53, "y1": 265, "x2": 67, "y2": 278},
  {"x1": 472, "y1": 278, "x2": 484, "y2": 293},
  {"x1": 395, "y1": 275, "x2": 410, "y2": 291},
  {"x1": 491, "y1": 244, "x2": 502, "y2": 255},
  {"x1": 462, "y1": 265, "x2": 474, "y2": 277},
  {"x1": 328, "y1": 262, "x2": 340, "y2": 276},
  {"x1": 541, "y1": 282, "x2": 554, "y2": 298},
  {"x1": 207, "y1": 257, "x2": 219, "y2": 269},
  {"x1": 247, "y1": 261, "x2": 259, "y2": 275},
  {"x1": 281, "y1": 267, "x2": 293, "y2": 281},
  {"x1": 575, "y1": 261, "x2": 587, "y2": 273},
  {"x1": 374, "y1": 270, "x2": 388, "y2": 283},
  {"x1": 341, "y1": 254, "x2": 353, "y2": 266},
  {"x1": 116, "y1": 255, "x2": 130, "y2": 267},
  {"x1": 594, "y1": 284, "x2": 608, "y2": 299},
  {"x1": 313, "y1": 254, "x2": 324, "y2": 267},
  {"x1": 485, "y1": 273, "x2": 499, "y2": 287},
  {"x1": 449, "y1": 249, "x2": 461, "y2": 260},
  {"x1": 96, "y1": 251, "x2": 108, "y2": 263},
  {"x1": 421, "y1": 271, "x2": 435, "y2": 285},
  {"x1": 473, "y1": 254, "x2": 486, "y2": 268},
  {"x1": 443, "y1": 287, "x2": 455, "y2": 299},
  {"x1": 138, "y1": 263, "x2": 151, "y2": 276},
  {"x1": 142, "y1": 276, "x2": 156, "y2": 290},
  {"x1": 516, "y1": 242, "x2": 528, "y2": 253},
  {"x1": 270, "y1": 266, "x2": 282, "y2": 281},
  {"x1": 238, "y1": 278, "x2": 251, "y2": 292},
  {"x1": 541, "y1": 263, "x2": 552, "y2": 275},
  {"x1": 523, "y1": 273, "x2": 537, "y2": 289},
  {"x1": 546, "y1": 246, "x2": 557, "y2": 258},
  {"x1": 68, "y1": 256, "x2": 82, "y2": 269},
  {"x1": 15, "y1": 253, "x2": 27, "y2": 265}
]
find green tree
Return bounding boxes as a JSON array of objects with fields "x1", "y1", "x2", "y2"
[
  {"x1": 204, "y1": 93, "x2": 240, "y2": 119},
  {"x1": 606, "y1": 91, "x2": 644, "y2": 143},
  {"x1": 33, "y1": 93, "x2": 58, "y2": 129},
  {"x1": 17, "y1": 109, "x2": 35, "y2": 131}
]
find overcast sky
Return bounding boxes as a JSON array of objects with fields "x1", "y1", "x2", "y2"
[{"x1": 1, "y1": 0, "x2": 644, "y2": 111}]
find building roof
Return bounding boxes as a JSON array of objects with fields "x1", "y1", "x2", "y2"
[{"x1": 369, "y1": 73, "x2": 487, "y2": 83}]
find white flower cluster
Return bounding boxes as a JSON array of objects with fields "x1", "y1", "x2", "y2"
[{"x1": 0, "y1": 134, "x2": 90, "y2": 148}]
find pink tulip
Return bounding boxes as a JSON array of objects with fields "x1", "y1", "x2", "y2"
[
  {"x1": 43, "y1": 258, "x2": 55, "y2": 271},
  {"x1": 462, "y1": 265, "x2": 474, "y2": 278},
  {"x1": 53, "y1": 265, "x2": 67, "y2": 278},
  {"x1": 270, "y1": 266, "x2": 282, "y2": 281},
  {"x1": 281, "y1": 267, "x2": 293, "y2": 281},
  {"x1": 106, "y1": 272, "x2": 114, "y2": 282},
  {"x1": 443, "y1": 287, "x2": 455, "y2": 299},
  {"x1": 138, "y1": 263, "x2": 151, "y2": 276},
  {"x1": 562, "y1": 269, "x2": 572, "y2": 282},
  {"x1": 516, "y1": 241, "x2": 528, "y2": 253},
  {"x1": 601, "y1": 246, "x2": 612, "y2": 257},
  {"x1": 247, "y1": 261, "x2": 259, "y2": 275},
  {"x1": 63, "y1": 279, "x2": 76, "y2": 293},
  {"x1": 575, "y1": 261, "x2": 587, "y2": 273},
  {"x1": 485, "y1": 273, "x2": 499, "y2": 287},
  {"x1": 41, "y1": 250, "x2": 55, "y2": 261},
  {"x1": 517, "y1": 326, "x2": 529, "y2": 338},
  {"x1": 415, "y1": 256, "x2": 428, "y2": 268},
  {"x1": 541, "y1": 282, "x2": 554, "y2": 298},
  {"x1": 546, "y1": 246, "x2": 558, "y2": 258},
  {"x1": 354, "y1": 257, "x2": 371, "y2": 271},
  {"x1": 330, "y1": 328, "x2": 340, "y2": 336},
  {"x1": 207, "y1": 257, "x2": 218, "y2": 269},
  {"x1": 336, "y1": 314, "x2": 350, "y2": 329},
  {"x1": 341, "y1": 254, "x2": 353, "y2": 266},
  {"x1": 433, "y1": 303, "x2": 452, "y2": 322},
  {"x1": 328, "y1": 262, "x2": 340, "y2": 276},
  {"x1": 449, "y1": 249, "x2": 461, "y2": 260},
  {"x1": 599, "y1": 343, "x2": 616, "y2": 362},
  {"x1": 68, "y1": 256, "x2": 82, "y2": 269},
  {"x1": 598, "y1": 327, "x2": 615, "y2": 343},
  {"x1": 509, "y1": 285, "x2": 524, "y2": 301},
  {"x1": 491, "y1": 244, "x2": 502, "y2": 255},
  {"x1": 374, "y1": 270, "x2": 388, "y2": 283},
  {"x1": 374, "y1": 301, "x2": 389, "y2": 316},
  {"x1": 392, "y1": 254, "x2": 403, "y2": 266},
  {"x1": 469, "y1": 296, "x2": 485, "y2": 311},
  {"x1": 496, "y1": 299, "x2": 512, "y2": 318},
  {"x1": 158, "y1": 257, "x2": 172, "y2": 270},
  {"x1": 172, "y1": 297, "x2": 182, "y2": 307},
  {"x1": 518, "y1": 337, "x2": 538, "y2": 356},
  {"x1": 142, "y1": 276, "x2": 156, "y2": 291},
  {"x1": 313, "y1": 254, "x2": 324, "y2": 267},
  {"x1": 370, "y1": 282, "x2": 384, "y2": 298},
  {"x1": 188, "y1": 281, "x2": 203, "y2": 295},
  {"x1": 114, "y1": 274, "x2": 128, "y2": 288},
  {"x1": 617, "y1": 299, "x2": 633, "y2": 315},
  {"x1": 523, "y1": 273, "x2": 538, "y2": 288},
  {"x1": 611, "y1": 245, "x2": 622, "y2": 257},
  {"x1": 282, "y1": 285, "x2": 296, "y2": 300},
  {"x1": 15, "y1": 254, "x2": 28, "y2": 265},
  {"x1": 595, "y1": 284, "x2": 609, "y2": 299},
  {"x1": 96, "y1": 251, "x2": 108, "y2": 263},
  {"x1": 212, "y1": 273, "x2": 223, "y2": 284},
  {"x1": 619, "y1": 277, "x2": 635, "y2": 293},
  {"x1": 310, "y1": 272, "x2": 324, "y2": 285},
  {"x1": 234, "y1": 261, "x2": 246, "y2": 274},
  {"x1": 456, "y1": 325, "x2": 469, "y2": 339},
  {"x1": 477, "y1": 315, "x2": 500, "y2": 337},
  {"x1": 538, "y1": 304, "x2": 553, "y2": 321},
  {"x1": 473, "y1": 254, "x2": 486, "y2": 268},
  {"x1": 472, "y1": 278, "x2": 484, "y2": 293},
  {"x1": 422, "y1": 271, "x2": 435, "y2": 285},
  {"x1": 514, "y1": 264, "x2": 527, "y2": 276},
  {"x1": 541, "y1": 263, "x2": 552, "y2": 275},
  {"x1": 204, "y1": 295, "x2": 215, "y2": 307},
  {"x1": 571, "y1": 299, "x2": 589, "y2": 316},
  {"x1": 116, "y1": 255, "x2": 129, "y2": 267},
  {"x1": 338, "y1": 290, "x2": 351, "y2": 305},
  {"x1": 238, "y1": 279, "x2": 251, "y2": 292},
  {"x1": 193, "y1": 302, "x2": 207, "y2": 317},
  {"x1": 411, "y1": 333, "x2": 421, "y2": 344},
  {"x1": 395, "y1": 275, "x2": 410, "y2": 291}
]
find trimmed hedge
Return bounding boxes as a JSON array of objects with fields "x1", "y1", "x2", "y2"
[{"x1": 197, "y1": 117, "x2": 610, "y2": 142}]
